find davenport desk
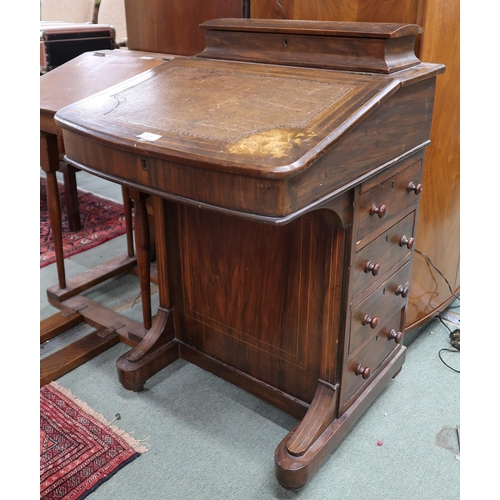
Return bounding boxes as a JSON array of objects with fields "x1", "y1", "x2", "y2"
[{"x1": 55, "y1": 19, "x2": 445, "y2": 489}]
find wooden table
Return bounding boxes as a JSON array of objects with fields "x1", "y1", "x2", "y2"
[
  {"x1": 55, "y1": 20, "x2": 444, "y2": 490},
  {"x1": 40, "y1": 48, "x2": 180, "y2": 385}
]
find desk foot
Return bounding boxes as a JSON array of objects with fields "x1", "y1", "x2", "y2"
[
  {"x1": 116, "y1": 307, "x2": 177, "y2": 391},
  {"x1": 274, "y1": 347, "x2": 406, "y2": 490}
]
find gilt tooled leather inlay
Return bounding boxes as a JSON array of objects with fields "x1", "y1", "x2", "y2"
[{"x1": 106, "y1": 66, "x2": 355, "y2": 154}]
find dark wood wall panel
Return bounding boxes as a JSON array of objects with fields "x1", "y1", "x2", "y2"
[
  {"x1": 125, "y1": 0, "x2": 246, "y2": 55},
  {"x1": 406, "y1": 0, "x2": 460, "y2": 327},
  {"x1": 250, "y1": 0, "x2": 357, "y2": 21}
]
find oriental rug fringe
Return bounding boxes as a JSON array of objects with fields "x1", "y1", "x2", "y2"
[
  {"x1": 40, "y1": 382, "x2": 147, "y2": 500},
  {"x1": 40, "y1": 176, "x2": 128, "y2": 268}
]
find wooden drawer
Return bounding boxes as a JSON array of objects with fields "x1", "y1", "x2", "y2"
[
  {"x1": 349, "y1": 260, "x2": 412, "y2": 355},
  {"x1": 342, "y1": 309, "x2": 404, "y2": 409},
  {"x1": 352, "y1": 211, "x2": 416, "y2": 299},
  {"x1": 355, "y1": 159, "x2": 422, "y2": 245}
]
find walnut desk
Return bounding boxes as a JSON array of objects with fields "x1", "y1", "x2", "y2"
[{"x1": 55, "y1": 20, "x2": 445, "y2": 490}]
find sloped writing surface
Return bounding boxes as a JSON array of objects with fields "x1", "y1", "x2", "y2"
[
  {"x1": 108, "y1": 65, "x2": 355, "y2": 144},
  {"x1": 55, "y1": 58, "x2": 400, "y2": 175}
]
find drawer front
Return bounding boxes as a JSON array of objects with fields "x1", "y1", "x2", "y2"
[
  {"x1": 356, "y1": 159, "x2": 422, "y2": 244},
  {"x1": 352, "y1": 212, "x2": 416, "y2": 298},
  {"x1": 342, "y1": 310, "x2": 404, "y2": 407},
  {"x1": 349, "y1": 261, "x2": 412, "y2": 355}
]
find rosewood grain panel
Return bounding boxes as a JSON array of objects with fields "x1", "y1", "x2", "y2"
[
  {"x1": 179, "y1": 206, "x2": 306, "y2": 361},
  {"x1": 175, "y1": 209, "x2": 342, "y2": 403}
]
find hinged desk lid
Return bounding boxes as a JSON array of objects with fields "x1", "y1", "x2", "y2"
[{"x1": 55, "y1": 21, "x2": 444, "y2": 179}]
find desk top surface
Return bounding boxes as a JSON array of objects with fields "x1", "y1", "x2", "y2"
[
  {"x1": 55, "y1": 55, "x2": 440, "y2": 176},
  {"x1": 40, "y1": 49, "x2": 179, "y2": 131}
]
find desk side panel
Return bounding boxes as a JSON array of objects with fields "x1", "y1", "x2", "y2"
[
  {"x1": 291, "y1": 77, "x2": 436, "y2": 211},
  {"x1": 172, "y1": 208, "x2": 344, "y2": 404}
]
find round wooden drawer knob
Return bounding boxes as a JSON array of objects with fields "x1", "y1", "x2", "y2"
[
  {"x1": 395, "y1": 284, "x2": 410, "y2": 298},
  {"x1": 369, "y1": 203, "x2": 387, "y2": 218},
  {"x1": 355, "y1": 364, "x2": 371, "y2": 379},
  {"x1": 399, "y1": 235, "x2": 415, "y2": 249},
  {"x1": 407, "y1": 182, "x2": 423, "y2": 195},
  {"x1": 365, "y1": 260, "x2": 381, "y2": 276},
  {"x1": 389, "y1": 329, "x2": 403, "y2": 344},
  {"x1": 362, "y1": 314, "x2": 379, "y2": 329}
]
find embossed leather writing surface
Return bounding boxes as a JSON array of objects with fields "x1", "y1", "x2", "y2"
[
  {"x1": 55, "y1": 57, "x2": 401, "y2": 174},
  {"x1": 108, "y1": 66, "x2": 355, "y2": 144}
]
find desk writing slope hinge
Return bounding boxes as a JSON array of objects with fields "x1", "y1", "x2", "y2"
[{"x1": 286, "y1": 380, "x2": 340, "y2": 457}]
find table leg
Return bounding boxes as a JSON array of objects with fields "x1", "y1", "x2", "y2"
[
  {"x1": 121, "y1": 186, "x2": 135, "y2": 258},
  {"x1": 59, "y1": 161, "x2": 81, "y2": 232},
  {"x1": 128, "y1": 189, "x2": 152, "y2": 329},
  {"x1": 41, "y1": 132, "x2": 66, "y2": 289}
]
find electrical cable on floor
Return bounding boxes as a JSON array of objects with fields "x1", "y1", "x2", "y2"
[
  {"x1": 414, "y1": 248, "x2": 460, "y2": 302},
  {"x1": 438, "y1": 346, "x2": 460, "y2": 373},
  {"x1": 436, "y1": 308, "x2": 460, "y2": 373},
  {"x1": 415, "y1": 249, "x2": 461, "y2": 374}
]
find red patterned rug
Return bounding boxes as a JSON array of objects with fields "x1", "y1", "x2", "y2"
[
  {"x1": 40, "y1": 382, "x2": 147, "y2": 500},
  {"x1": 40, "y1": 176, "x2": 128, "y2": 268}
]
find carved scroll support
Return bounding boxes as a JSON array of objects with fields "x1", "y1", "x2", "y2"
[
  {"x1": 116, "y1": 307, "x2": 178, "y2": 391},
  {"x1": 275, "y1": 346, "x2": 406, "y2": 490},
  {"x1": 116, "y1": 194, "x2": 178, "y2": 391},
  {"x1": 285, "y1": 380, "x2": 340, "y2": 457}
]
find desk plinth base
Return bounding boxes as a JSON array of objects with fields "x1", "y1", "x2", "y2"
[
  {"x1": 114, "y1": 319, "x2": 405, "y2": 491},
  {"x1": 275, "y1": 346, "x2": 406, "y2": 491}
]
